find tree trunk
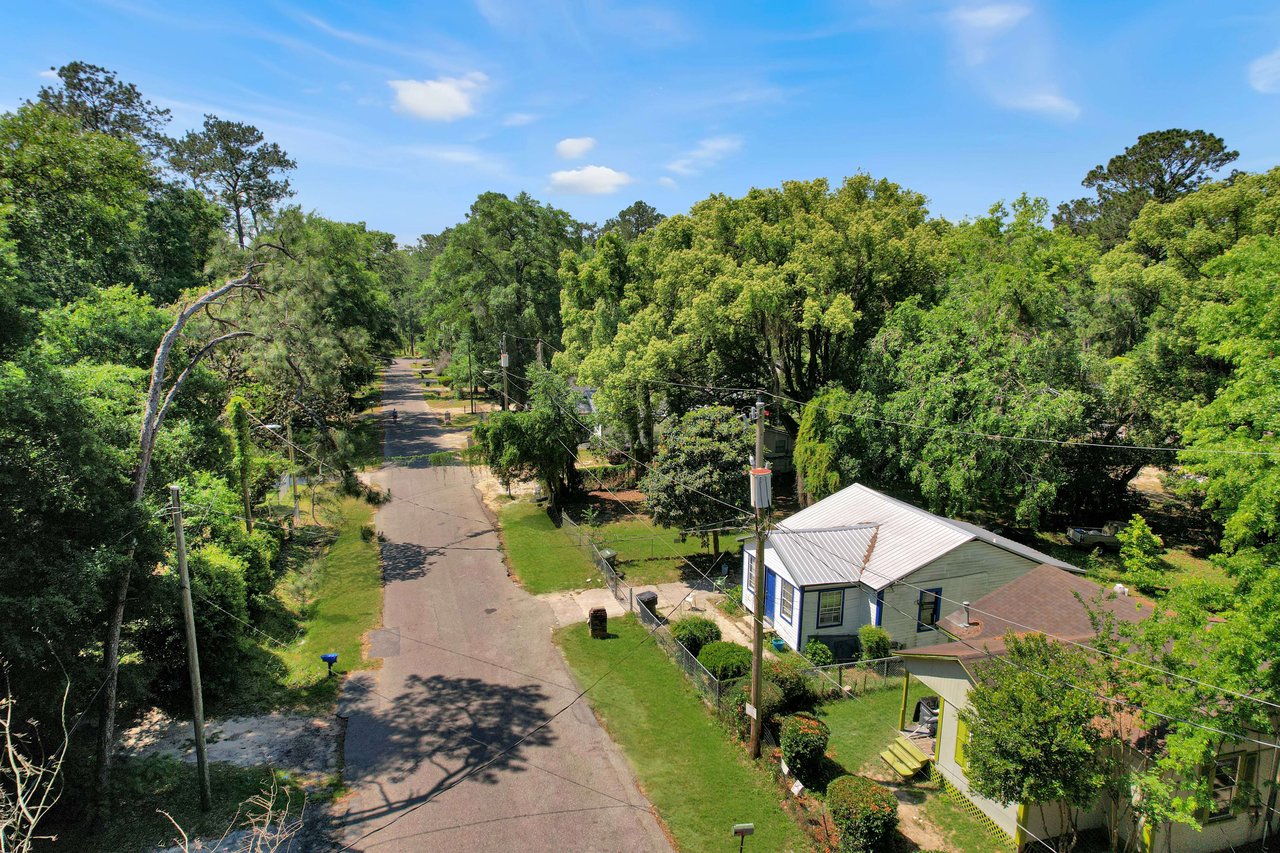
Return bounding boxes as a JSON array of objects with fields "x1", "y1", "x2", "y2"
[{"x1": 712, "y1": 529, "x2": 720, "y2": 559}]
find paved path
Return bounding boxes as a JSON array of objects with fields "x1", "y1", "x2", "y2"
[{"x1": 337, "y1": 359, "x2": 671, "y2": 852}]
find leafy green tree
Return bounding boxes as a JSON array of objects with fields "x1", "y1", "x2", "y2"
[
  {"x1": 1116, "y1": 514, "x2": 1164, "y2": 591},
  {"x1": 0, "y1": 104, "x2": 152, "y2": 308},
  {"x1": 34, "y1": 61, "x2": 172, "y2": 156},
  {"x1": 39, "y1": 285, "x2": 168, "y2": 368},
  {"x1": 602, "y1": 199, "x2": 664, "y2": 241},
  {"x1": 423, "y1": 192, "x2": 585, "y2": 400},
  {"x1": 1054, "y1": 129, "x2": 1239, "y2": 248},
  {"x1": 865, "y1": 197, "x2": 1102, "y2": 524},
  {"x1": 137, "y1": 185, "x2": 223, "y2": 304},
  {"x1": 471, "y1": 365, "x2": 589, "y2": 510},
  {"x1": 961, "y1": 632, "x2": 1109, "y2": 852},
  {"x1": 642, "y1": 406, "x2": 750, "y2": 555},
  {"x1": 793, "y1": 386, "x2": 886, "y2": 504},
  {"x1": 225, "y1": 396, "x2": 254, "y2": 533},
  {"x1": 170, "y1": 115, "x2": 296, "y2": 248}
]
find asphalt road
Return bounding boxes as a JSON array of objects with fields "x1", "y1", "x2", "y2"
[{"x1": 337, "y1": 359, "x2": 671, "y2": 852}]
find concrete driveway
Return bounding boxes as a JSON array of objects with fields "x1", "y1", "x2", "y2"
[{"x1": 337, "y1": 359, "x2": 671, "y2": 852}]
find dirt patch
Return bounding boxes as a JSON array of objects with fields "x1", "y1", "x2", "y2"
[{"x1": 120, "y1": 708, "x2": 338, "y2": 785}]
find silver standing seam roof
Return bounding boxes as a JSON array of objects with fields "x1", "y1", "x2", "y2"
[{"x1": 751, "y1": 483, "x2": 1079, "y2": 592}]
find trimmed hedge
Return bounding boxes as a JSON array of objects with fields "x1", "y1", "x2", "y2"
[
  {"x1": 858, "y1": 625, "x2": 892, "y2": 661},
  {"x1": 697, "y1": 641, "x2": 751, "y2": 680},
  {"x1": 780, "y1": 713, "x2": 830, "y2": 783},
  {"x1": 803, "y1": 638, "x2": 834, "y2": 667},
  {"x1": 827, "y1": 775, "x2": 898, "y2": 853},
  {"x1": 671, "y1": 616, "x2": 722, "y2": 657}
]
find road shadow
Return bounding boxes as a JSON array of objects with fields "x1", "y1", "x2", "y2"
[
  {"x1": 381, "y1": 540, "x2": 435, "y2": 583},
  {"x1": 340, "y1": 671, "x2": 556, "y2": 834}
]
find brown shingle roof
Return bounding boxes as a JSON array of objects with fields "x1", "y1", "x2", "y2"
[{"x1": 901, "y1": 564, "x2": 1153, "y2": 660}]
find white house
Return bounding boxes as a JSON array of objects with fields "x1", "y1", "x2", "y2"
[
  {"x1": 740, "y1": 483, "x2": 1079, "y2": 657},
  {"x1": 899, "y1": 565, "x2": 1274, "y2": 853}
]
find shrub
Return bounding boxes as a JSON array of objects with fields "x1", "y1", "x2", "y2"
[
  {"x1": 858, "y1": 625, "x2": 892, "y2": 661},
  {"x1": 780, "y1": 713, "x2": 830, "y2": 783},
  {"x1": 727, "y1": 680, "x2": 783, "y2": 739},
  {"x1": 803, "y1": 637, "x2": 834, "y2": 667},
  {"x1": 717, "y1": 585, "x2": 744, "y2": 616},
  {"x1": 671, "y1": 616, "x2": 722, "y2": 657},
  {"x1": 826, "y1": 775, "x2": 898, "y2": 853},
  {"x1": 697, "y1": 641, "x2": 752, "y2": 680},
  {"x1": 765, "y1": 655, "x2": 815, "y2": 712}
]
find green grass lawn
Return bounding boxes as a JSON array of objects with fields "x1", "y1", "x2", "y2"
[
  {"x1": 820, "y1": 679, "x2": 936, "y2": 775},
  {"x1": 557, "y1": 616, "x2": 810, "y2": 852},
  {"x1": 920, "y1": 780, "x2": 1016, "y2": 853},
  {"x1": 499, "y1": 501, "x2": 603, "y2": 594},
  {"x1": 237, "y1": 494, "x2": 383, "y2": 711},
  {"x1": 591, "y1": 517, "x2": 742, "y2": 586}
]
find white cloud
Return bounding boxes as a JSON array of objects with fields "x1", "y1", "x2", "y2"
[
  {"x1": 549, "y1": 165, "x2": 633, "y2": 194},
  {"x1": 1001, "y1": 91, "x2": 1080, "y2": 120},
  {"x1": 407, "y1": 145, "x2": 486, "y2": 165},
  {"x1": 388, "y1": 72, "x2": 487, "y2": 121},
  {"x1": 666, "y1": 135, "x2": 743, "y2": 175},
  {"x1": 948, "y1": 4, "x2": 1030, "y2": 32},
  {"x1": 38, "y1": 68, "x2": 58, "y2": 80},
  {"x1": 503, "y1": 112, "x2": 538, "y2": 126},
  {"x1": 1249, "y1": 48, "x2": 1280, "y2": 94},
  {"x1": 555, "y1": 136, "x2": 597, "y2": 159},
  {"x1": 658, "y1": 176, "x2": 677, "y2": 188}
]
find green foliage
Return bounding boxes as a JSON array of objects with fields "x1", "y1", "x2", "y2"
[
  {"x1": 34, "y1": 60, "x2": 172, "y2": 154},
  {"x1": 1054, "y1": 129, "x2": 1238, "y2": 248},
  {"x1": 669, "y1": 615, "x2": 721, "y2": 657},
  {"x1": 780, "y1": 713, "x2": 830, "y2": 783},
  {"x1": 764, "y1": 655, "x2": 815, "y2": 712},
  {"x1": 826, "y1": 774, "x2": 898, "y2": 853},
  {"x1": 39, "y1": 284, "x2": 168, "y2": 368},
  {"x1": 961, "y1": 632, "x2": 1107, "y2": 838},
  {"x1": 170, "y1": 114, "x2": 296, "y2": 248},
  {"x1": 182, "y1": 542, "x2": 249, "y2": 700},
  {"x1": 794, "y1": 386, "x2": 879, "y2": 502},
  {"x1": 696, "y1": 640, "x2": 751, "y2": 679},
  {"x1": 472, "y1": 364, "x2": 589, "y2": 509},
  {"x1": 857, "y1": 625, "x2": 891, "y2": 661},
  {"x1": 1117, "y1": 514, "x2": 1165, "y2": 592},
  {"x1": 225, "y1": 396, "x2": 254, "y2": 531},
  {"x1": 803, "y1": 637, "x2": 834, "y2": 667},
  {"x1": 422, "y1": 191, "x2": 585, "y2": 394},
  {"x1": 728, "y1": 679, "x2": 784, "y2": 739},
  {"x1": 642, "y1": 406, "x2": 749, "y2": 548}
]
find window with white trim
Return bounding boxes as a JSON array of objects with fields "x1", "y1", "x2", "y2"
[
  {"x1": 1210, "y1": 754, "x2": 1247, "y2": 821},
  {"x1": 780, "y1": 580, "x2": 795, "y2": 623},
  {"x1": 817, "y1": 589, "x2": 843, "y2": 628},
  {"x1": 745, "y1": 556, "x2": 754, "y2": 593}
]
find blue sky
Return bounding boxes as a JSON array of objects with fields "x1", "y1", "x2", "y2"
[{"x1": 4, "y1": 1, "x2": 1280, "y2": 243}]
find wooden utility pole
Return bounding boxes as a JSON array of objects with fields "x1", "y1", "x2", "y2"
[
  {"x1": 748, "y1": 392, "x2": 771, "y2": 760},
  {"x1": 500, "y1": 333, "x2": 510, "y2": 412},
  {"x1": 170, "y1": 486, "x2": 212, "y2": 811},
  {"x1": 468, "y1": 318, "x2": 477, "y2": 416}
]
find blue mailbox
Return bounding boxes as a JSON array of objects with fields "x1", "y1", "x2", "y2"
[{"x1": 321, "y1": 652, "x2": 338, "y2": 676}]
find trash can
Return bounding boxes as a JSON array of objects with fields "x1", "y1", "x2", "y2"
[{"x1": 635, "y1": 591, "x2": 659, "y2": 622}]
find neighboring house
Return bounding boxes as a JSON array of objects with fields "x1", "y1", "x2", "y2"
[
  {"x1": 899, "y1": 565, "x2": 1274, "y2": 853},
  {"x1": 740, "y1": 483, "x2": 1079, "y2": 657}
]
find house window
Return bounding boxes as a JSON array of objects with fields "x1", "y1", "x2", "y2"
[
  {"x1": 780, "y1": 581, "x2": 795, "y2": 623},
  {"x1": 917, "y1": 588, "x2": 942, "y2": 632},
  {"x1": 745, "y1": 556, "x2": 754, "y2": 594},
  {"x1": 817, "y1": 589, "x2": 843, "y2": 628},
  {"x1": 1209, "y1": 754, "x2": 1258, "y2": 821}
]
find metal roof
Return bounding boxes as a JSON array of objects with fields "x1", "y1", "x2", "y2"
[
  {"x1": 749, "y1": 525, "x2": 877, "y2": 586},
  {"x1": 770, "y1": 483, "x2": 1078, "y2": 591}
]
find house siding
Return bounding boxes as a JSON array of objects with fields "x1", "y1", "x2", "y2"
[
  {"x1": 741, "y1": 553, "x2": 807, "y2": 651},
  {"x1": 879, "y1": 540, "x2": 1047, "y2": 650}
]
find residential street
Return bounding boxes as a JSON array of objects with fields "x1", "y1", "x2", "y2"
[{"x1": 337, "y1": 359, "x2": 671, "y2": 852}]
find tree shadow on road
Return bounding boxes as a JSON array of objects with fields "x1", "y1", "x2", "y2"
[
  {"x1": 340, "y1": 671, "x2": 556, "y2": 835},
  {"x1": 380, "y1": 541, "x2": 435, "y2": 583}
]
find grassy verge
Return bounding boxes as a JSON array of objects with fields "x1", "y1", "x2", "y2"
[
  {"x1": 237, "y1": 494, "x2": 382, "y2": 711},
  {"x1": 557, "y1": 616, "x2": 809, "y2": 851},
  {"x1": 920, "y1": 780, "x2": 1016, "y2": 852},
  {"x1": 52, "y1": 756, "x2": 304, "y2": 853},
  {"x1": 498, "y1": 501, "x2": 603, "y2": 594}
]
